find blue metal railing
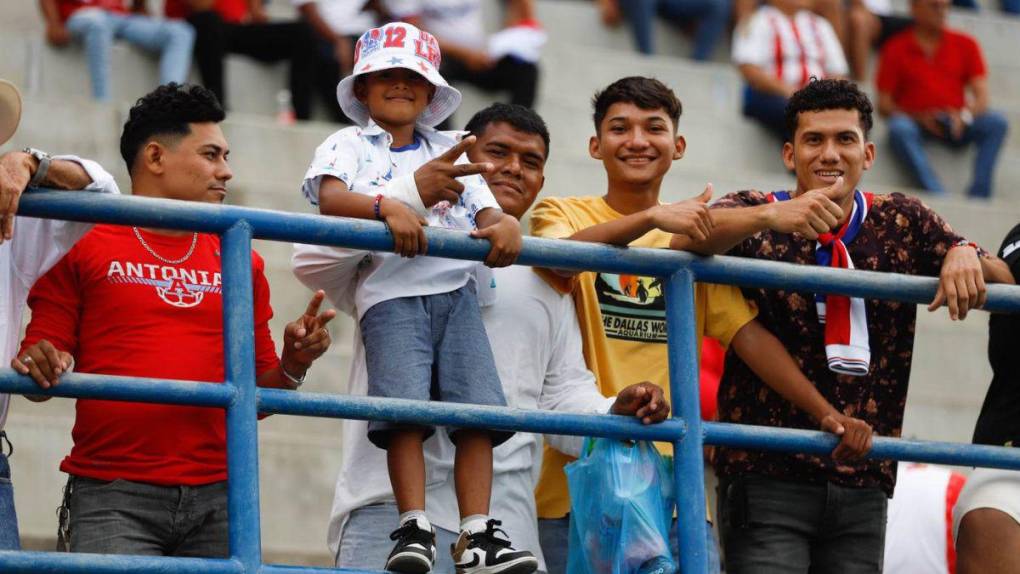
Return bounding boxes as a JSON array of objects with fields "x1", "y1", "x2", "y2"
[{"x1": 1, "y1": 191, "x2": 1019, "y2": 574}]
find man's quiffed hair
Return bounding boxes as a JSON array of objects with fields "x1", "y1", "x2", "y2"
[
  {"x1": 464, "y1": 103, "x2": 551, "y2": 158},
  {"x1": 120, "y1": 83, "x2": 225, "y2": 172},
  {"x1": 785, "y1": 78, "x2": 874, "y2": 141},
  {"x1": 592, "y1": 77, "x2": 682, "y2": 132}
]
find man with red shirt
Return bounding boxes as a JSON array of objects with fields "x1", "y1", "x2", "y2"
[
  {"x1": 164, "y1": 0, "x2": 328, "y2": 121},
  {"x1": 38, "y1": 0, "x2": 194, "y2": 102},
  {"x1": 12, "y1": 83, "x2": 335, "y2": 557},
  {"x1": 876, "y1": 0, "x2": 1008, "y2": 199}
]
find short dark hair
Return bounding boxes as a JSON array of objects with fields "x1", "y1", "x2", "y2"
[
  {"x1": 784, "y1": 78, "x2": 874, "y2": 141},
  {"x1": 591, "y1": 76, "x2": 682, "y2": 133},
  {"x1": 464, "y1": 103, "x2": 551, "y2": 158},
  {"x1": 120, "y1": 83, "x2": 225, "y2": 172}
]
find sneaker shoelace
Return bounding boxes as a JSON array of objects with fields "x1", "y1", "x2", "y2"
[
  {"x1": 467, "y1": 519, "x2": 513, "y2": 551},
  {"x1": 390, "y1": 521, "x2": 434, "y2": 547}
]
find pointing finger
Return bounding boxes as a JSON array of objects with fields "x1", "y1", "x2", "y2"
[
  {"x1": 304, "y1": 290, "x2": 326, "y2": 317},
  {"x1": 437, "y1": 135, "x2": 476, "y2": 162},
  {"x1": 315, "y1": 309, "x2": 337, "y2": 328}
]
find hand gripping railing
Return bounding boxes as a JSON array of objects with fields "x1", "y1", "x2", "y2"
[{"x1": 1, "y1": 191, "x2": 1020, "y2": 574}]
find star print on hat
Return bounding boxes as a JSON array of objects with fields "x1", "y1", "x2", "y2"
[{"x1": 336, "y1": 22, "x2": 461, "y2": 128}]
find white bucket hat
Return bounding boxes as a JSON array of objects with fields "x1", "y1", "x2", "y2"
[
  {"x1": 0, "y1": 80, "x2": 22, "y2": 146},
  {"x1": 337, "y1": 22, "x2": 461, "y2": 128}
]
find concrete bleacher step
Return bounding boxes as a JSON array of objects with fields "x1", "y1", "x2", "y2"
[{"x1": 535, "y1": 0, "x2": 727, "y2": 62}]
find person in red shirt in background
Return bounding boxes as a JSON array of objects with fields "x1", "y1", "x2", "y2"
[
  {"x1": 38, "y1": 0, "x2": 194, "y2": 102},
  {"x1": 876, "y1": 0, "x2": 1009, "y2": 199},
  {"x1": 12, "y1": 83, "x2": 336, "y2": 557},
  {"x1": 164, "y1": 0, "x2": 330, "y2": 121}
]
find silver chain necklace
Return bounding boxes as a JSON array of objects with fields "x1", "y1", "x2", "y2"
[{"x1": 132, "y1": 227, "x2": 198, "y2": 265}]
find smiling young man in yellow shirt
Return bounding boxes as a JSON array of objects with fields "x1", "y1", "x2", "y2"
[{"x1": 530, "y1": 76, "x2": 874, "y2": 573}]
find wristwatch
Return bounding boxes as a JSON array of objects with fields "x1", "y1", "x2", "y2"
[{"x1": 22, "y1": 147, "x2": 52, "y2": 188}]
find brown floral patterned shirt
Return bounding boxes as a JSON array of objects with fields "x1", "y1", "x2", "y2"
[{"x1": 713, "y1": 191, "x2": 969, "y2": 495}]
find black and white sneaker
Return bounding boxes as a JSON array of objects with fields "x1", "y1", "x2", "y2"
[
  {"x1": 385, "y1": 519, "x2": 437, "y2": 574},
  {"x1": 451, "y1": 519, "x2": 538, "y2": 574}
]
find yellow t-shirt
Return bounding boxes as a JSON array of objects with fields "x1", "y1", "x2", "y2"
[{"x1": 530, "y1": 195, "x2": 758, "y2": 519}]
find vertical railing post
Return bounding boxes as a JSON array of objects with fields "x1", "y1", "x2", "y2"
[
  {"x1": 221, "y1": 222, "x2": 262, "y2": 571},
  {"x1": 664, "y1": 270, "x2": 708, "y2": 574}
]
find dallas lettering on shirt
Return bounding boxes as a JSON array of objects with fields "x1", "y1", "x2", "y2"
[
  {"x1": 106, "y1": 260, "x2": 222, "y2": 309},
  {"x1": 595, "y1": 272, "x2": 668, "y2": 343}
]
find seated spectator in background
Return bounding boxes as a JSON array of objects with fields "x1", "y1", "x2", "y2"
[
  {"x1": 735, "y1": 0, "x2": 846, "y2": 44},
  {"x1": 673, "y1": 78, "x2": 1011, "y2": 574},
  {"x1": 38, "y1": 0, "x2": 195, "y2": 102},
  {"x1": 13, "y1": 83, "x2": 335, "y2": 557},
  {"x1": 733, "y1": 0, "x2": 847, "y2": 138},
  {"x1": 295, "y1": 102, "x2": 671, "y2": 574},
  {"x1": 595, "y1": 0, "x2": 731, "y2": 61},
  {"x1": 884, "y1": 463, "x2": 966, "y2": 574},
  {"x1": 531, "y1": 76, "x2": 872, "y2": 574},
  {"x1": 876, "y1": 0, "x2": 1009, "y2": 199},
  {"x1": 0, "y1": 78, "x2": 120, "y2": 551},
  {"x1": 294, "y1": 0, "x2": 380, "y2": 123},
  {"x1": 847, "y1": 0, "x2": 912, "y2": 80},
  {"x1": 164, "y1": 0, "x2": 330, "y2": 121},
  {"x1": 954, "y1": 222, "x2": 1020, "y2": 574},
  {"x1": 386, "y1": 0, "x2": 543, "y2": 114}
]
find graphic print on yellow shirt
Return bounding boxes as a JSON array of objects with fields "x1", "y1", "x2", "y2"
[{"x1": 596, "y1": 273, "x2": 667, "y2": 342}]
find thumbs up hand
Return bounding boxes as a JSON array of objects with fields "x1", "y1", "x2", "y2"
[
  {"x1": 648, "y1": 183, "x2": 715, "y2": 241},
  {"x1": 763, "y1": 177, "x2": 846, "y2": 240}
]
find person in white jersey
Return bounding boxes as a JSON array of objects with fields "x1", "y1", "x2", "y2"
[
  {"x1": 0, "y1": 78, "x2": 120, "y2": 549},
  {"x1": 732, "y1": 0, "x2": 847, "y2": 138},
  {"x1": 883, "y1": 463, "x2": 967, "y2": 574}
]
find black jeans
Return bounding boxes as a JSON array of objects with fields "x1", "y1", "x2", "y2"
[
  {"x1": 187, "y1": 11, "x2": 319, "y2": 119},
  {"x1": 718, "y1": 474, "x2": 888, "y2": 574},
  {"x1": 66, "y1": 475, "x2": 229, "y2": 557}
]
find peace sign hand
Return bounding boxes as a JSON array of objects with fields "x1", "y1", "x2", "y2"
[
  {"x1": 281, "y1": 290, "x2": 337, "y2": 378},
  {"x1": 413, "y1": 136, "x2": 493, "y2": 208}
]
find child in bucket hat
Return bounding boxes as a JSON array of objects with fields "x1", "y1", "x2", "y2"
[{"x1": 299, "y1": 21, "x2": 536, "y2": 574}]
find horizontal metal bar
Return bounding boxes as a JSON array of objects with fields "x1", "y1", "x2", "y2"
[
  {"x1": 19, "y1": 192, "x2": 1020, "y2": 312},
  {"x1": 0, "y1": 551, "x2": 243, "y2": 574},
  {"x1": 0, "y1": 370, "x2": 236, "y2": 408},
  {"x1": 258, "y1": 389, "x2": 687, "y2": 442},
  {"x1": 705, "y1": 422, "x2": 1020, "y2": 470}
]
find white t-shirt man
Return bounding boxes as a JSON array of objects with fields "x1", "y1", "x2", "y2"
[
  {"x1": 732, "y1": 4, "x2": 848, "y2": 88},
  {"x1": 292, "y1": 245, "x2": 614, "y2": 572},
  {"x1": 0, "y1": 156, "x2": 119, "y2": 430}
]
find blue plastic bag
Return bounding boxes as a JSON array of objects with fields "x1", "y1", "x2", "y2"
[{"x1": 565, "y1": 438, "x2": 677, "y2": 574}]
